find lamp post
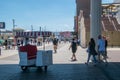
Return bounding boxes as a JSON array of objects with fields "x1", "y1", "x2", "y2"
[
  {"x1": 12, "y1": 19, "x2": 15, "y2": 35},
  {"x1": 12, "y1": 19, "x2": 15, "y2": 30},
  {"x1": 12, "y1": 19, "x2": 16, "y2": 50},
  {"x1": 40, "y1": 26, "x2": 41, "y2": 32},
  {"x1": 43, "y1": 26, "x2": 46, "y2": 50},
  {"x1": 31, "y1": 25, "x2": 33, "y2": 32},
  {"x1": 12, "y1": 19, "x2": 17, "y2": 37}
]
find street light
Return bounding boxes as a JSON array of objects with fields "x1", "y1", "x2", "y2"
[
  {"x1": 12, "y1": 19, "x2": 15, "y2": 31},
  {"x1": 31, "y1": 25, "x2": 33, "y2": 32},
  {"x1": 39, "y1": 26, "x2": 41, "y2": 32}
]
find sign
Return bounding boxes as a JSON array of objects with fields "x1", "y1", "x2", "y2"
[
  {"x1": 0, "y1": 22, "x2": 5, "y2": 29},
  {"x1": 15, "y1": 31, "x2": 52, "y2": 37}
]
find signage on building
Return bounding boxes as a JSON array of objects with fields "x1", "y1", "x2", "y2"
[
  {"x1": 15, "y1": 31, "x2": 52, "y2": 37},
  {"x1": 0, "y1": 22, "x2": 5, "y2": 29}
]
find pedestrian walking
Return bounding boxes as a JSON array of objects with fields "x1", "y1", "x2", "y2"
[
  {"x1": 103, "y1": 36, "x2": 108, "y2": 58},
  {"x1": 85, "y1": 38, "x2": 97, "y2": 65},
  {"x1": 4, "y1": 40, "x2": 8, "y2": 50},
  {"x1": 69, "y1": 38, "x2": 77, "y2": 61},
  {"x1": 12, "y1": 40, "x2": 15, "y2": 49},
  {"x1": 97, "y1": 35, "x2": 108, "y2": 63},
  {"x1": 52, "y1": 38, "x2": 58, "y2": 53}
]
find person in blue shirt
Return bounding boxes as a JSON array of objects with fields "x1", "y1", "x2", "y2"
[{"x1": 97, "y1": 35, "x2": 108, "y2": 63}]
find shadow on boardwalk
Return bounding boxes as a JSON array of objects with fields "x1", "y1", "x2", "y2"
[{"x1": 0, "y1": 62, "x2": 120, "y2": 80}]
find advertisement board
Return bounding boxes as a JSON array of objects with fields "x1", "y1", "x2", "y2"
[{"x1": 0, "y1": 22, "x2": 5, "y2": 29}]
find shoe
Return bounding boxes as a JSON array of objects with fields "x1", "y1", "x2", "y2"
[
  {"x1": 71, "y1": 59, "x2": 77, "y2": 62},
  {"x1": 71, "y1": 59, "x2": 74, "y2": 62},
  {"x1": 73, "y1": 59, "x2": 77, "y2": 61}
]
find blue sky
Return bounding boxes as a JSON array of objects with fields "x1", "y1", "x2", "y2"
[
  {"x1": 0, "y1": 0, "x2": 113, "y2": 32},
  {"x1": 102, "y1": 0, "x2": 113, "y2": 3}
]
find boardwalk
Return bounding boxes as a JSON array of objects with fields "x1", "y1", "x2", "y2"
[{"x1": 0, "y1": 42, "x2": 120, "y2": 80}]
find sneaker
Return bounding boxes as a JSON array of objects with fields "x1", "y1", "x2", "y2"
[
  {"x1": 73, "y1": 59, "x2": 77, "y2": 61},
  {"x1": 71, "y1": 59, "x2": 77, "y2": 61}
]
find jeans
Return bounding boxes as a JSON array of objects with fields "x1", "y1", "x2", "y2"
[{"x1": 87, "y1": 53, "x2": 97, "y2": 63}]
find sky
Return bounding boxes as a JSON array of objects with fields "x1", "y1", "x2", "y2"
[
  {"x1": 102, "y1": 0, "x2": 113, "y2": 3},
  {"x1": 0, "y1": 0, "x2": 114, "y2": 32}
]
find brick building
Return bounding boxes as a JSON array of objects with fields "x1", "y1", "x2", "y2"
[{"x1": 75, "y1": 0, "x2": 120, "y2": 47}]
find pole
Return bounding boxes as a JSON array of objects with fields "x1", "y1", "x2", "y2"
[
  {"x1": 12, "y1": 19, "x2": 15, "y2": 31},
  {"x1": 90, "y1": 0, "x2": 101, "y2": 61},
  {"x1": 43, "y1": 26, "x2": 46, "y2": 50},
  {"x1": 12, "y1": 19, "x2": 16, "y2": 42},
  {"x1": 12, "y1": 19, "x2": 15, "y2": 35},
  {"x1": 31, "y1": 25, "x2": 33, "y2": 31},
  {"x1": 12, "y1": 19, "x2": 16, "y2": 49},
  {"x1": 90, "y1": 0, "x2": 101, "y2": 45},
  {"x1": 0, "y1": 45, "x2": 1, "y2": 55},
  {"x1": 40, "y1": 26, "x2": 41, "y2": 32}
]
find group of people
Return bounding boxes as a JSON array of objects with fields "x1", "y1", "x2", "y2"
[
  {"x1": 68, "y1": 35, "x2": 108, "y2": 65},
  {"x1": 86, "y1": 35, "x2": 108, "y2": 65},
  {"x1": 3, "y1": 39, "x2": 15, "y2": 50}
]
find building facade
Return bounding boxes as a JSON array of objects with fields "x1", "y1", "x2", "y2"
[{"x1": 75, "y1": 0, "x2": 120, "y2": 47}]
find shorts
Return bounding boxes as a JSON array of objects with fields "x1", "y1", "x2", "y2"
[
  {"x1": 72, "y1": 49, "x2": 77, "y2": 53},
  {"x1": 54, "y1": 45, "x2": 57, "y2": 50}
]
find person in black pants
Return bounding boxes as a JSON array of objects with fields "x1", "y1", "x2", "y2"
[
  {"x1": 103, "y1": 36, "x2": 108, "y2": 58},
  {"x1": 85, "y1": 38, "x2": 97, "y2": 65}
]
